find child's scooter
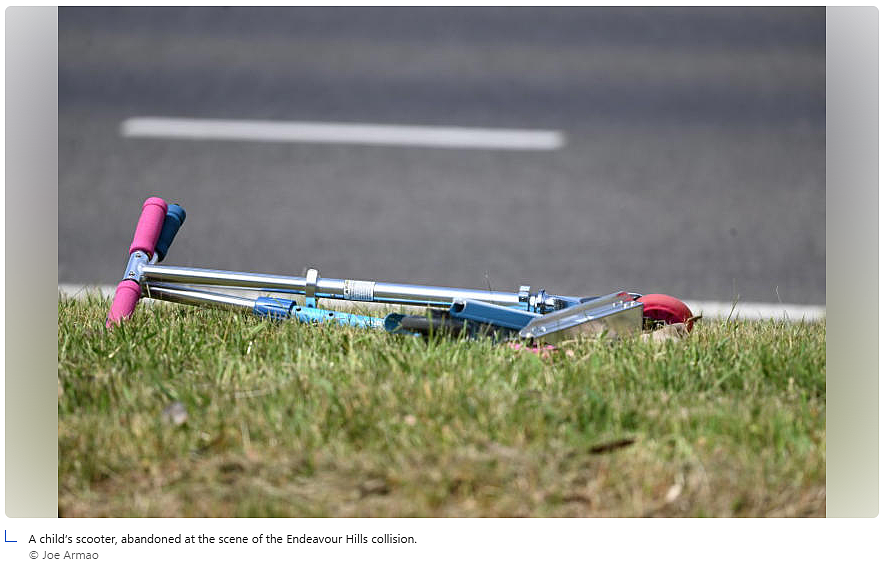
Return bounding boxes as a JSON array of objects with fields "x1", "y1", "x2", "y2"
[{"x1": 106, "y1": 198, "x2": 694, "y2": 344}]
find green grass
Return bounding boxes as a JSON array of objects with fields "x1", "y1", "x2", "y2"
[{"x1": 58, "y1": 296, "x2": 825, "y2": 517}]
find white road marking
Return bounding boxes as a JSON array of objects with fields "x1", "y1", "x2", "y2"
[
  {"x1": 60, "y1": 284, "x2": 117, "y2": 298},
  {"x1": 120, "y1": 116, "x2": 565, "y2": 151},
  {"x1": 683, "y1": 300, "x2": 825, "y2": 321},
  {"x1": 59, "y1": 285, "x2": 824, "y2": 322}
]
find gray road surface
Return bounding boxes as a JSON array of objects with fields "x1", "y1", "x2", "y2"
[{"x1": 59, "y1": 7, "x2": 825, "y2": 304}]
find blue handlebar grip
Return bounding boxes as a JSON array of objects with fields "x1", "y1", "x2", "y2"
[{"x1": 154, "y1": 203, "x2": 186, "y2": 262}]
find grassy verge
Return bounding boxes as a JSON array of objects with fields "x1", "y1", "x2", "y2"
[{"x1": 58, "y1": 296, "x2": 825, "y2": 517}]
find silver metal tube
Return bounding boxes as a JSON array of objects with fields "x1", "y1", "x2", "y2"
[
  {"x1": 142, "y1": 265, "x2": 523, "y2": 308},
  {"x1": 145, "y1": 283, "x2": 255, "y2": 311},
  {"x1": 370, "y1": 283, "x2": 519, "y2": 306},
  {"x1": 142, "y1": 265, "x2": 310, "y2": 290}
]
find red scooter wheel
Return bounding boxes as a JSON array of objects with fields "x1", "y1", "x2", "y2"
[{"x1": 636, "y1": 294, "x2": 694, "y2": 331}]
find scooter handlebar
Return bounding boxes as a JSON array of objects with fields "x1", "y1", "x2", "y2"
[
  {"x1": 154, "y1": 203, "x2": 186, "y2": 262},
  {"x1": 107, "y1": 197, "x2": 168, "y2": 327},
  {"x1": 106, "y1": 280, "x2": 142, "y2": 327},
  {"x1": 128, "y1": 197, "x2": 168, "y2": 256}
]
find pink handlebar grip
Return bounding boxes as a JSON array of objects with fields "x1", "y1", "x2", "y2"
[
  {"x1": 106, "y1": 280, "x2": 142, "y2": 328},
  {"x1": 128, "y1": 197, "x2": 168, "y2": 256}
]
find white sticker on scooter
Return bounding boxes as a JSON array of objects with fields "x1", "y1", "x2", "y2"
[{"x1": 343, "y1": 280, "x2": 375, "y2": 302}]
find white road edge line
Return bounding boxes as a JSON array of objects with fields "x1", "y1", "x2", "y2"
[
  {"x1": 682, "y1": 300, "x2": 825, "y2": 321},
  {"x1": 120, "y1": 116, "x2": 565, "y2": 151},
  {"x1": 59, "y1": 285, "x2": 824, "y2": 322}
]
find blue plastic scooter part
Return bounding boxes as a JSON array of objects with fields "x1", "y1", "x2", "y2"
[
  {"x1": 253, "y1": 297, "x2": 385, "y2": 329},
  {"x1": 382, "y1": 314, "x2": 422, "y2": 336},
  {"x1": 290, "y1": 304, "x2": 386, "y2": 329},
  {"x1": 253, "y1": 297, "x2": 296, "y2": 320},
  {"x1": 449, "y1": 298, "x2": 537, "y2": 330},
  {"x1": 154, "y1": 203, "x2": 187, "y2": 262},
  {"x1": 383, "y1": 313, "x2": 405, "y2": 333}
]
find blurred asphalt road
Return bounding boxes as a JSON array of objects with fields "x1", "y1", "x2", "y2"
[{"x1": 59, "y1": 7, "x2": 825, "y2": 304}]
